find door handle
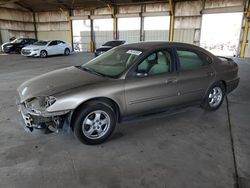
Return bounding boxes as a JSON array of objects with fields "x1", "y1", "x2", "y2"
[
  {"x1": 165, "y1": 78, "x2": 178, "y2": 84},
  {"x1": 207, "y1": 72, "x2": 214, "y2": 77}
]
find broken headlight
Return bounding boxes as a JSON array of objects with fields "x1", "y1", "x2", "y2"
[
  {"x1": 45, "y1": 96, "x2": 56, "y2": 108},
  {"x1": 26, "y1": 96, "x2": 56, "y2": 111}
]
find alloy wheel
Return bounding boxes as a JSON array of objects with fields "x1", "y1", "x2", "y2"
[
  {"x1": 65, "y1": 49, "x2": 70, "y2": 55},
  {"x1": 41, "y1": 51, "x2": 47, "y2": 58},
  {"x1": 208, "y1": 86, "x2": 223, "y2": 107},
  {"x1": 82, "y1": 110, "x2": 111, "y2": 139}
]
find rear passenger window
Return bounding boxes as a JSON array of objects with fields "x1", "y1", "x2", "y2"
[
  {"x1": 177, "y1": 49, "x2": 210, "y2": 71},
  {"x1": 57, "y1": 40, "x2": 65, "y2": 44},
  {"x1": 49, "y1": 41, "x2": 58, "y2": 46}
]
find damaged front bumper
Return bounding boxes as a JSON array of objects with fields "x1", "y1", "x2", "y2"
[{"x1": 17, "y1": 101, "x2": 71, "y2": 133}]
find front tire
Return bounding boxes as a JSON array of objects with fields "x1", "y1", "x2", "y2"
[
  {"x1": 73, "y1": 103, "x2": 116, "y2": 145},
  {"x1": 202, "y1": 82, "x2": 225, "y2": 111},
  {"x1": 64, "y1": 48, "x2": 70, "y2": 56},
  {"x1": 40, "y1": 50, "x2": 47, "y2": 58}
]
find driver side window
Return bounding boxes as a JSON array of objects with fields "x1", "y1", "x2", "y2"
[{"x1": 137, "y1": 50, "x2": 172, "y2": 76}]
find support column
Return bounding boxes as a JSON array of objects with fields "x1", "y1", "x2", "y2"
[
  {"x1": 113, "y1": 17, "x2": 118, "y2": 40},
  {"x1": 112, "y1": 6, "x2": 118, "y2": 40},
  {"x1": 32, "y1": 12, "x2": 37, "y2": 40},
  {"x1": 240, "y1": 1, "x2": 250, "y2": 57},
  {"x1": 68, "y1": 10, "x2": 73, "y2": 51},
  {"x1": 140, "y1": 4, "x2": 145, "y2": 41},
  {"x1": 169, "y1": 0, "x2": 175, "y2": 42},
  {"x1": 90, "y1": 10, "x2": 95, "y2": 52},
  {"x1": 89, "y1": 10, "x2": 95, "y2": 52}
]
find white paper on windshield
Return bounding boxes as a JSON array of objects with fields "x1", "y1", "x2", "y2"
[{"x1": 126, "y1": 50, "x2": 142, "y2": 56}]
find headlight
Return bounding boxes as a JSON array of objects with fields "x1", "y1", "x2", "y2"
[
  {"x1": 33, "y1": 49, "x2": 39, "y2": 51},
  {"x1": 25, "y1": 97, "x2": 45, "y2": 112},
  {"x1": 45, "y1": 96, "x2": 56, "y2": 108},
  {"x1": 6, "y1": 45, "x2": 13, "y2": 48},
  {"x1": 26, "y1": 96, "x2": 56, "y2": 110}
]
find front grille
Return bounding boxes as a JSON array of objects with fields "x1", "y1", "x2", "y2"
[{"x1": 22, "y1": 49, "x2": 31, "y2": 55}]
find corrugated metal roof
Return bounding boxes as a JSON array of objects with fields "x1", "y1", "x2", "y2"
[{"x1": 0, "y1": 0, "x2": 196, "y2": 12}]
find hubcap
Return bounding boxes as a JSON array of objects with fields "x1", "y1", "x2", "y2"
[
  {"x1": 82, "y1": 110, "x2": 110, "y2": 139},
  {"x1": 208, "y1": 86, "x2": 223, "y2": 107},
  {"x1": 41, "y1": 51, "x2": 46, "y2": 57}
]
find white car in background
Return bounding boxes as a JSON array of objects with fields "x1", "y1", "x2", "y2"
[{"x1": 21, "y1": 40, "x2": 71, "y2": 58}]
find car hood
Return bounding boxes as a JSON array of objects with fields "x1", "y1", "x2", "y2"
[
  {"x1": 2, "y1": 42, "x2": 17, "y2": 47},
  {"x1": 1, "y1": 42, "x2": 10, "y2": 47},
  {"x1": 96, "y1": 46, "x2": 113, "y2": 51},
  {"x1": 17, "y1": 66, "x2": 108, "y2": 102}
]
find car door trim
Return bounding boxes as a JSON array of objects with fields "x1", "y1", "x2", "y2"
[
  {"x1": 129, "y1": 93, "x2": 178, "y2": 105},
  {"x1": 180, "y1": 88, "x2": 204, "y2": 96}
]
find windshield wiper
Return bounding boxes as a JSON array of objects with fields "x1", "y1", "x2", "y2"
[{"x1": 76, "y1": 66, "x2": 108, "y2": 77}]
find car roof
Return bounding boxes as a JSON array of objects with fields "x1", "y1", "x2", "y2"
[
  {"x1": 48, "y1": 40, "x2": 64, "y2": 42},
  {"x1": 19, "y1": 37, "x2": 35, "y2": 40},
  {"x1": 105, "y1": 40, "x2": 125, "y2": 42},
  {"x1": 120, "y1": 41, "x2": 216, "y2": 58},
  {"x1": 123, "y1": 41, "x2": 201, "y2": 50},
  {"x1": 38, "y1": 40, "x2": 49, "y2": 42}
]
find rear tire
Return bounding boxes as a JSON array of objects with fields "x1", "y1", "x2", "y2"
[
  {"x1": 73, "y1": 102, "x2": 116, "y2": 145},
  {"x1": 202, "y1": 82, "x2": 225, "y2": 111},
  {"x1": 40, "y1": 50, "x2": 47, "y2": 58},
  {"x1": 64, "y1": 48, "x2": 70, "y2": 56}
]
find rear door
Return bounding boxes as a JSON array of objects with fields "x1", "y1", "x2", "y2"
[
  {"x1": 175, "y1": 47, "x2": 215, "y2": 104},
  {"x1": 18, "y1": 39, "x2": 27, "y2": 51},
  {"x1": 124, "y1": 49, "x2": 180, "y2": 116},
  {"x1": 57, "y1": 40, "x2": 66, "y2": 54}
]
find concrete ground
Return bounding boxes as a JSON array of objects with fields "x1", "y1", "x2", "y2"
[{"x1": 0, "y1": 52, "x2": 249, "y2": 188}]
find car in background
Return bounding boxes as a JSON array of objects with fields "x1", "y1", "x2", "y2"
[
  {"x1": 17, "y1": 42, "x2": 239, "y2": 145},
  {"x1": 94, "y1": 40, "x2": 127, "y2": 56},
  {"x1": 1, "y1": 38, "x2": 37, "y2": 53},
  {"x1": 21, "y1": 40, "x2": 71, "y2": 58}
]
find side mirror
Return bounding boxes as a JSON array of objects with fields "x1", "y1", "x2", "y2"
[{"x1": 136, "y1": 71, "x2": 148, "y2": 77}]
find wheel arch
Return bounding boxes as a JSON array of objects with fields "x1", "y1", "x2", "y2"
[
  {"x1": 220, "y1": 80, "x2": 227, "y2": 92},
  {"x1": 70, "y1": 97, "x2": 121, "y2": 130},
  {"x1": 40, "y1": 49, "x2": 48, "y2": 56},
  {"x1": 203, "y1": 80, "x2": 227, "y2": 100},
  {"x1": 40, "y1": 49, "x2": 47, "y2": 52},
  {"x1": 212, "y1": 80, "x2": 227, "y2": 92}
]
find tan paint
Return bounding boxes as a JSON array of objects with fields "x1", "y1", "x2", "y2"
[{"x1": 37, "y1": 31, "x2": 70, "y2": 44}]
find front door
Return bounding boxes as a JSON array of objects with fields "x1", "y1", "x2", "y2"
[{"x1": 125, "y1": 49, "x2": 179, "y2": 116}]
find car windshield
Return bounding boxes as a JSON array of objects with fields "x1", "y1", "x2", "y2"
[
  {"x1": 33, "y1": 40, "x2": 48, "y2": 46},
  {"x1": 12, "y1": 38, "x2": 23, "y2": 43},
  {"x1": 102, "y1": 41, "x2": 124, "y2": 47},
  {"x1": 81, "y1": 47, "x2": 143, "y2": 77}
]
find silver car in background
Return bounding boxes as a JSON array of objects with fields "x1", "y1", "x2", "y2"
[
  {"x1": 17, "y1": 42, "x2": 239, "y2": 145},
  {"x1": 21, "y1": 40, "x2": 71, "y2": 58}
]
